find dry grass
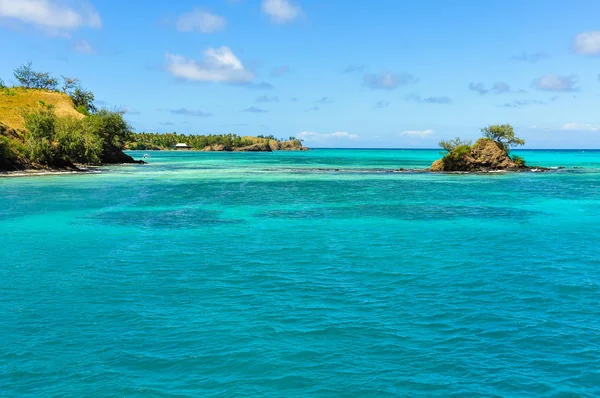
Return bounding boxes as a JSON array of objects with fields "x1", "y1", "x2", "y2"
[{"x1": 0, "y1": 88, "x2": 83, "y2": 130}]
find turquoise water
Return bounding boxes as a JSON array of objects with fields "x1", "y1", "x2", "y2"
[{"x1": 1, "y1": 149, "x2": 600, "y2": 397}]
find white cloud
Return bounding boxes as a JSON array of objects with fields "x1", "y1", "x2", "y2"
[
  {"x1": 165, "y1": 47, "x2": 254, "y2": 83},
  {"x1": 560, "y1": 123, "x2": 600, "y2": 131},
  {"x1": 533, "y1": 74, "x2": 578, "y2": 92},
  {"x1": 573, "y1": 31, "x2": 600, "y2": 55},
  {"x1": 297, "y1": 131, "x2": 359, "y2": 140},
  {"x1": 176, "y1": 9, "x2": 226, "y2": 33},
  {"x1": 0, "y1": 0, "x2": 101, "y2": 33},
  {"x1": 363, "y1": 71, "x2": 418, "y2": 90},
  {"x1": 399, "y1": 129, "x2": 433, "y2": 138},
  {"x1": 73, "y1": 39, "x2": 94, "y2": 54},
  {"x1": 261, "y1": 0, "x2": 302, "y2": 24}
]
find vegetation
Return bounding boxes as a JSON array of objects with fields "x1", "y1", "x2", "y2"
[
  {"x1": 481, "y1": 124, "x2": 525, "y2": 152},
  {"x1": 14, "y1": 62, "x2": 59, "y2": 90},
  {"x1": 439, "y1": 137, "x2": 472, "y2": 153},
  {"x1": 127, "y1": 132, "x2": 304, "y2": 151},
  {"x1": 0, "y1": 62, "x2": 138, "y2": 170},
  {"x1": 432, "y1": 124, "x2": 527, "y2": 172}
]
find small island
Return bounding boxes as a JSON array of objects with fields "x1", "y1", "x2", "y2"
[{"x1": 431, "y1": 124, "x2": 531, "y2": 172}]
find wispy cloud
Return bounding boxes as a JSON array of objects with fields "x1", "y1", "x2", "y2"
[
  {"x1": 375, "y1": 100, "x2": 391, "y2": 109},
  {"x1": 573, "y1": 31, "x2": 600, "y2": 55},
  {"x1": 73, "y1": 39, "x2": 94, "y2": 54},
  {"x1": 560, "y1": 123, "x2": 600, "y2": 131},
  {"x1": 305, "y1": 106, "x2": 320, "y2": 112},
  {"x1": 498, "y1": 100, "x2": 546, "y2": 108},
  {"x1": 298, "y1": 131, "x2": 359, "y2": 140},
  {"x1": 468, "y1": 82, "x2": 516, "y2": 95},
  {"x1": 343, "y1": 65, "x2": 367, "y2": 73},
  {"x1": 160, "y1": 122, "x2": 175, "y2": 126},
  {"x1": 256, "y1": 95, "x2": 279, "y2": 103},
  {"x1": 511, "y1": 52, "x2": 549, "y2": 63},
  {"x1": 0, "y1": 0, "x2": 102, "y2": 34},
  {"x1": 316, "y1": 97, "x2": 334, "y2": 104},
  {"x1": 175, "y1": 9, "x2": 226, "y2": 33},
  {"x1": 406, "y1": 93, "x2": 452, "y2": 104},
  {"x1": 533, "y1": 74, "x2": 578, "y2": 92},
  {"x1": 363, "y1": 71, "x2": 418, "y2": 90},
  {"x1": 499, "y1": 96, "x2": 558, "y2": 108},
  {"x1": 246, "y1": 81, "x2": 274, "y2": 90},
  {"x1": 270, "y1": 65, "x2": 290, "y2": 77},
  {"x1": 165, "y1": 47, "x2": 254, "y2": 83},
  {"x1": 120, "y1": 106, "x2": 140, "y2": 115},
  {"x1": 261, "y1": 0, "x2": 302, "y2": 24},
  {"x1": 243, "y1": 106, "x2": 268, "y2": 113},
  {"x1": 168, "y1": 108, "x2": 213, "y2": 117},
  {"x1": 399, "y1": 129, "x2": 433, "y2": 138}
]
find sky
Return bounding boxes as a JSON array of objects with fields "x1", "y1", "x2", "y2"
[{"x1": 1, "y1": 0, "x2": 600, "y2": 148}]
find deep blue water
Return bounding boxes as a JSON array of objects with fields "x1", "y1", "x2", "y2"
[{"x1": 1, "y1": 149, "x2": 600, "y2": 396}]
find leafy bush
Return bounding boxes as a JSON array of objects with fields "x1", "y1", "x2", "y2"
[
  {"x1": 22, "y1": 104, "x2": 108, "y2": 167},
  {"x1": 88, "y1": 109, "x2": 132, "y2": 155},
  {"x1": 0, "y1": 77, "x2": 5, "y2": 88},
  {"x1": 55, "y1": 117, "x2": 103, "y2": 164},
  {"x1": 511, "y1": 154, "x2": 526, "y2": 167},
  {"x1": 439, "y1": 137, "x2": 472, "y2": 152},
  {"x1": 76, "y1": 105, "x2": 91, "y2": 116},
  {"x1": 70, "y1": 87, "x2": 96, "y2": 113}
]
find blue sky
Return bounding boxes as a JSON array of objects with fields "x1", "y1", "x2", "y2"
[{"x1": 1, "y1": 0, "x2": 600, "y2": 148}]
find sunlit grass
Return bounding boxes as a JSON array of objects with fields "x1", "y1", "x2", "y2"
[{"x1": 0, "y1": 88, "x2": 83, "y2": 130}]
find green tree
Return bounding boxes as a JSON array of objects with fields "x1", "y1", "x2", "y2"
[
  {"x1": 0, "y1": 77, "x2": 5, "y2": 89},
  {"x1": 480, "y1": 124, "x2": 525, "y2": 152},
  {"x1": 14, "y1": 62, "x2": 36, "y2": 88},
  {"x1": 70, "y1": 87, "x2": 97, "y2": 113},
  {"x1": 23, "y1": 103, "x2": 57, "y2": 165},
  {"x1": 439, "y1": 137, "x2": 472, "y2": 152},
  {"x1": 32, "y1": 71, "x2": 58, "y2": 90},
  {"x1": 55, "y1": 117, "x2": 103, "y2": 164},
  {"x1": 61, "y1": 76, "x2": 80, "y2": 93},
  {"x1": 88, "y1": 109, "x2": 132, "y2": 158}
]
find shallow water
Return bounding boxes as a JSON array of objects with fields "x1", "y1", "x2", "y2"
[{"x1": 1, "y1": 149, "x2": 600, "y2": 396}]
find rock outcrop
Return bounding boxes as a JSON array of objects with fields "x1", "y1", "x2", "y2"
[{"x1": 431, "y1": 139, "x2": 525, "y2": 172}]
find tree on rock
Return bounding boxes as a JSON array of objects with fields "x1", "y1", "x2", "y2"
[{"x1": 481, "y1": 124, "x2": 525, "y2": 152}]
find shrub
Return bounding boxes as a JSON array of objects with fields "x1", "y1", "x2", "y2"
[
  {"x1": 88, "y1": 109, "x2": 132, "y2": 158},
  {"x1": 23, "y1": 103, "x2": 58, "y2": 165},
  {"x1": 56, "y1": 118, "x2": 103, "y2": 164},
  {"x1": 511, "y1": 155, "x2": 526, "y2": 167},
  {"x1": 70, "y1": 87, "x2": 97, "y2": 113},
  {"x1": 22, "y1": 104, "x2": 104, "y2": 166},
  {"x1": 439, "y1": 137, "x2": 472, "y2": 153},
  {"x1": 76, "y1": 105, "x2": 91, "y2": 116}
]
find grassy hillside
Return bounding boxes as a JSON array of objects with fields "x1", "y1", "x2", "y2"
[{"x1": 0, "y1": 88, "x2": 84, "y2": 130}]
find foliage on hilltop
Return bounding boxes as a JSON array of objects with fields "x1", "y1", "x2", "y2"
[{"x1": 126, "y1": 132, "x2": 305, "y2": 151}]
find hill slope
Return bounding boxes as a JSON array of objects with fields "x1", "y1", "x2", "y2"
[{"x1": 0, "y1": 88, "x2": 84, "y2": 130}]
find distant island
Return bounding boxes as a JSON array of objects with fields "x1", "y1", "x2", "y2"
[
  {"x1": 126, "y1": 133, "x2": 306, "y2": 152},
  {"x1": 430, "y1": 124, "x2": 531, "y2": 172},
  {"x1": 0, "y1": 62, "x2": 306, "y2": 173}
]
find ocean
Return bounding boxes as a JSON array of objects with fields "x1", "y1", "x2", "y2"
[{"x1": 1, "y1": 149, "x2": 599, "y2": 396}]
